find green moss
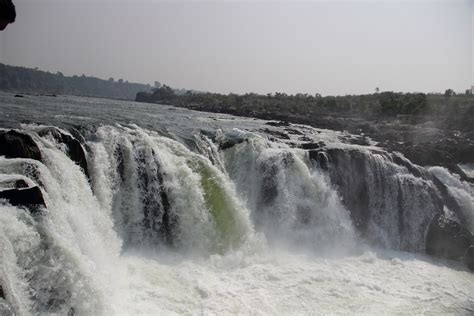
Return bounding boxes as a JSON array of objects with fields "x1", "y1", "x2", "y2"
[{"x1": 193, "y1": 160, "x2": 241, "y2": 251}]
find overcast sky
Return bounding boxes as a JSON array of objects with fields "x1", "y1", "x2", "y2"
[{"x1": 0, "y1": 0, "x2": 472, "y2": 95}]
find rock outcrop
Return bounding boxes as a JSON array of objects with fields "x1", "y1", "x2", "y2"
[
  {"x1": 0, "y1": 186, "x2": 46, "y2": 213},
  {"x1": 425, "y1": 213, "x2": 473, "y2": 262},
  {"x1": 38, "y1": 127, "x2": 89, "y2": 178},
  {"x1": 0, "y1": 130, "x2": 41, "y2": 161}
]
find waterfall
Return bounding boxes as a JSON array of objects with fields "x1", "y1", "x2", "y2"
[{"x1": 1, "y1": 123, "x2": 473, "y2": 314}]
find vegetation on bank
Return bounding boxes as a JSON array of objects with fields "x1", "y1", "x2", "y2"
[
  {"x1": 137, "y1": 85, "x2": 474, "y2": 131},
  {"x1": 0, "y1": 63, "x2": 152, "y2": 100}
]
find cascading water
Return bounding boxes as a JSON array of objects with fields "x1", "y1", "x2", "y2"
[{"x1": 0, "y1": 94, "x2": 473, "y2": 314}]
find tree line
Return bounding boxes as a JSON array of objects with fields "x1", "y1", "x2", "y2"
[
  {"x1": 0, "y1": 63, "x2": 152, "y2": 100},
  {"x1": 136, "y1": 85, "x2": 474, "y2": 131}
]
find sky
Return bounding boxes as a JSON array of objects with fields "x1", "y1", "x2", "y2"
[{"x1": 0, "y1": 0, "x2": 472, "y2": 96}]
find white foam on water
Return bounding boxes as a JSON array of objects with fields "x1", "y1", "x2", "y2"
[{"x1": 112, "y1": 249, "x2": 474, "y2": 315}]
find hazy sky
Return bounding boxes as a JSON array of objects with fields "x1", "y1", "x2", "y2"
[{"x1": 0, "y1": 0, "x2": 472, "y2": 95}]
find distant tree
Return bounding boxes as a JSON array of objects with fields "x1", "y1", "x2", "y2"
[
  {"x1": 444, "y1": 89, "x2": 455, "y2": 97},
  {"x1": 151, "y1": 84, "x2": 176, "y2": 101},
  {"x1": 375, "y1": 87, "x2": 380, "y2": 93},
  {"x1": 466, "y1": 89, "x2": 472, "y2": 96},
  {"x1": 118, "y1": 78, "x2": 124, "y2": 83},
  {"x1": 154, "y1": 81, "x2": 162, "y2": 88},
  {"x1": 108, "y1": 77, "x2": 114, "y2": 82},
  {"x1": 0, "y1": 63, "x2": 152, "y2": 100}
]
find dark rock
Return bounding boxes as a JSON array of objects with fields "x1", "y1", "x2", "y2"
[
  {"x1": 391, "y1": 153, "x2": 424, "y2": 178},
  {"x1": 0, "y1": 130, "x2": 42, "y2": 161},
  {"x1": 0, "y1": 178, "x2": 29, "y2": 189},
  {"x1": 14, "y1": 94, "x2": 24, "y2": 98},
  {"x1": 338, "y1": 133, "x2": 371, "y2": 146},
  {"x1": 260, "y1": 128, "x2": 291, "y2": 140},
  {"x1": 300, "y1": 141, "x2": 325, "y2": 150},
  {"x1": 219, "y1": 138, "x2": 246, "y2": 151},
  {"x1": 0, "y1": 186, "x2": 46, "y2": 213},
  {"x1": 38, "y1": 127, "x2": 89, "y2": 178},
  {"x1": 431, "y1": 175, "x2": 465, "y2": 223},
  {"x1": 284, "y1": 128, "x2": 304, "y2": 135},
  {"x1": 325, "y1": 148, "x2": 370, "y2": 234},
  {"x1": 266, "y1": 121, "x2": 290, "y2": 127},
  {"x1": 464, "y1": 246, "x2": 474, "y2": 271},
  {"x1": 446, "y1": 164, "x2": 474, "y2": 184},
  {"x1": 299, "y1": 136, "x2": 312, "y2": 142},
  {"x1": 258, "y1": 152, "x2": 295, "y2": 207},
  {"x1": 308, "y1": 150, "x2": 329, "y2": 170},
  {"x1": 425, "y1": 213, "x2": 473, "y2": 260},
  {"x1": 384, "y1": 138, "x2": 474, "y2": 169}
]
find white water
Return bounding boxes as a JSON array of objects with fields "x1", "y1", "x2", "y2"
[{"x1": 1, "y1": 124, "x2": 473, "y2": 315}]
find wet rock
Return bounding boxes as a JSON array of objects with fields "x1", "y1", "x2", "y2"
[
  {"x1": 299, "y1": 135, "x2": 313, "y2": 142},
  {"x1": 300, "y1": 141, "x2": 325, "y2": 150},
  {"x1": 0, "y1": 178, "x2": 29, "y2": 189},
  {"x1": 0, "y1": 130, "x2": 42, "y2": 161},
  {"x1": 464, "y1": 246, "x2": 474, "y2": 271},
  {"x1": 308, "y1": 150, "x2": 329, "y2": 170},
  {"x1": 266, "y1": 120, "x2": 290, "y2": 127},
  {"x1": 391, "y1": 153, "x2": 424, "y2": 178},
  {"x1": 425, "y1": 213, "x2": 473, "y2": 261},
  {"x1": 38, "y1": 127, "x2": 89, "y2": 178},
  {"x1": 430, "y1": 175, "x2": 466, "y2": 224},
  {"x1": 0, "y1": 186, "x2": 46, "y2": 213},
  {"x1": 284, "y1": 128, "x2": 304, "y2": 135},
  {"x1": 384, "y1": 138, "x2": 474, "y2": 169},
  {"x1": 258, "y1": 152, "x2": 295, "y2": 207},
  {"x1": 260, "y1": 128, "x2": 290, "y2": 140},
  {"x1": 325, "y1": 148, "x2": 370, "y2": 235},
  {"x1": 219, "y1": 137, "x2": 246, "y2": 151}
]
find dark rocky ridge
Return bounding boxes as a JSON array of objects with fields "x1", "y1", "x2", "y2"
[
  {"x1": 0, "y1": 130, "x2": 42, "y2": 161},
  {"x1": 0, "y1": 186, "x2": 46, "y2": 214},
  {"x1": 37, "y1": 127, "x2": 89, "y2": 179},
  {"x1": 425, "y1": 213, "x2": 474, "y2": 260}
]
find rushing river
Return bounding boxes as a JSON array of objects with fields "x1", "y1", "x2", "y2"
[{"x1": 0, "y1": 92, "x2": 473, "y2": 315}]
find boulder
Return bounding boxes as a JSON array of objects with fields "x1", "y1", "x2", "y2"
[
  {"x1": 464, "y1": 246, "x2": 474, "y2": 271},
  {"x1": 38, "y1": 127, "x2": 89, "y2": 178},
  {"x1": 425, "y1": 213, "x2": 473, "y2": 260},
  {"x1": 0, "y1": 130, "x2": 41, "y2": 161},
  {"x1": 0, "y1": 186, "x2": 46, "y2": 213}
]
